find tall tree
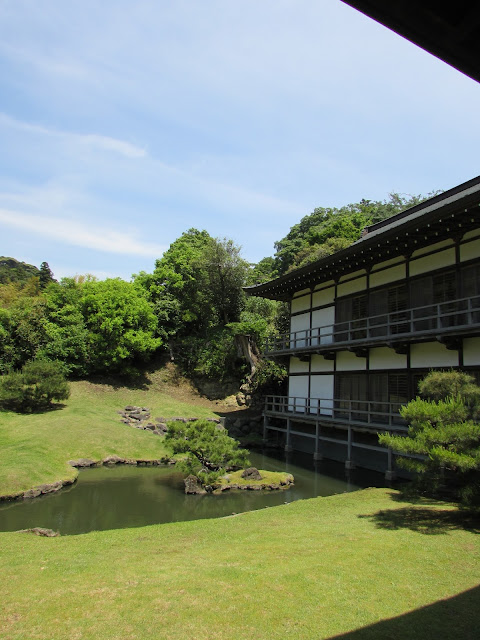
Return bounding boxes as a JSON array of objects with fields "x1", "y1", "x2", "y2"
[{"x1": 39, "y1": 262, "x2": 55, "y2": 289}]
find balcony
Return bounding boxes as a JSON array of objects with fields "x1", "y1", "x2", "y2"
[
  {"x1": 265, "y1": 395, "x2": 407, "y2": 431},
  {"x1": 264, "y1": 295, "x2": 480, "y2": 356}
]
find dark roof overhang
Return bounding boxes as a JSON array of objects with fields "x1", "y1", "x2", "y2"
[
  {"x1": 245, "y1": 175, "x2": 480, "y2": 301},
  {"x1": 341, "y1": 1, "x2": 480, "y2": 84}
]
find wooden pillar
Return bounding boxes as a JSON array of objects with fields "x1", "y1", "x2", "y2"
[
  {"x1": 313, "y1": 421, "x2": 322, "y2": 460},
  {"x1": 284, "y1": 417, "x2": 293, "y2": 452},
  {"x1": 345, "y1": 426, "x2": 355, "y2": 469},
  {"x1": 262, "y1": 413, "x2": 269, "y2": 443},
  {"x1": 385, "y1": 447, "x2": 396, "y2": 481}
]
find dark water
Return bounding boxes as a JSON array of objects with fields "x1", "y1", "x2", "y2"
[{"x1": 0, "y1": 451, "x2": 386, "y2": 535}]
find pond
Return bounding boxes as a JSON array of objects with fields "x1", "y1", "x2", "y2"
[{"x1": 0, "y1": 451, "x2": 387, "y2": 535}]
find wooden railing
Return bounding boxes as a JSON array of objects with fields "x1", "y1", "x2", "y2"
[
  {"x1": 265, "y1": 395, "x2": 407, "y2": 428},
  {"x1": 264, "y1": 295, "x2": 480, "y2": 354}
]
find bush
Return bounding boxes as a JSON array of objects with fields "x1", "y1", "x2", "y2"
[{"x1": 0, "y1": 359, "x2": 70, "y2": 412}]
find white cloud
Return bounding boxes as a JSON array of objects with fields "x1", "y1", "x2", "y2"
[
  {"x1": 0, "y1": 113, "x2": 146, "y2": 159},
  {"x1": 0, "y1": 209, "x2": 165, "y2": 257}
]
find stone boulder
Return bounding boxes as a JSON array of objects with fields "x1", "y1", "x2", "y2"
[
  {"x1": 241, "y1": 467, "x2": 262, "y2": 481},
  {"x1": 19, "y1": 527, "x2": 60, "y2": 537},
  {"x1": 184, "y1": 475, "x2": 206, "y2": 495}
]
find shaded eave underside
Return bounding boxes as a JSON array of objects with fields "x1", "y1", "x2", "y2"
[
  {"x1": 245, "y1": 176, "x2": 480, "y2": 301},
  {"x1": 340, "y1": 1, "x2": 480, "y2": 84}
]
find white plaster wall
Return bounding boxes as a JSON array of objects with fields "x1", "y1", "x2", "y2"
[
  {"x1": 290, "y1": 312, "x2": 310, "y2": 348},
  {"x1": 289, "y1": 357, "x2": 310, "y2": 374},
  {"x1": 288, "y1": 376, "x2": 309, "y2": 412},
  {"x1": 462, "y1": 230, "x2": 480, "y2": 241},
  {"x1": 311, "y1": 306, "x2": 335, "y2": 345},
  {"x1": 372, "y1": 257, "x2": 405, "y2": 271},
  {"x1": 409, "y1": 248, "x2": 455, "y2": 276},
  {"x1": 309, "y1": 375, "x2": 334, "y2": 416},
  {"x1": 339, "y1": 269, "x2": 365, "y2": 282},
  {"x1": 336, "y1": 351, "x2": 367, "y2": 371},
  {"x1": 311, "y1": 354, "x2": 334, "y2": 372},
  {"x1": 370, "y1": 264, "x2": 406, "y2": 288},
  {"x1": 337, "y1": 276, "x2": 367, "y2": 297},
  {"x1": 291, "y1": 294, "x2": 311, "y2": 313},
  {"x1": 410, "y1": 342, "x2": 459, "y2": 368},
  {"x1": 369, "y1": 347, "x2": 407, "y2": 369},
  {"x1": 463, "y1": 337, "x2": 480, "y2": 366},
  {"x1": 312, "y1": 286, "x2": 335, "y2": 306},
  {"x1": 460, "y1": 237, "x2": 480, "y2": 262},
  {"x1": 412, "y1": 239, "x2": 453, "y2": 257}
]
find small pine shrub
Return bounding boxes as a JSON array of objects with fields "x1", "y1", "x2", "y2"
[{"x1": 0, "y1": 359, "x2": 70, "y2": 412}]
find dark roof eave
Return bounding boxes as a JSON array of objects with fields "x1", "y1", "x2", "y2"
[{"x1": 245, "y1": 176, "x2": 480, "y2": 301}]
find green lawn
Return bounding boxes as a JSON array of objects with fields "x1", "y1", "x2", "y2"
[
  {"x1": 0, "y1": 488, "x2": 479, "y2": 639},
  {"x1": 0, "y1": 379, "x2": 218, "y2": 498},
  {"x1": 1, "y1": 379, "x2": 479, "y2": 639}
]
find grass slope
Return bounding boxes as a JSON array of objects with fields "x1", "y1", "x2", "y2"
[
  {"x1": 0, "y1": 379, "x2": 219, "y2": 497},
  {"x1": 0, "y1": 488, "x2": 479, "y2": 639}
]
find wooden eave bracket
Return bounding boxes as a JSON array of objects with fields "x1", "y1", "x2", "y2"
[
  {"x1": 348, "y1": 347, "x2": 368, "y2": 358},
  {"x1": 436, "y1": 335, "x2": 461, "y2": 351},
  {"x1": 387, "y1": 341, "x2": 408, "y2": 355}
]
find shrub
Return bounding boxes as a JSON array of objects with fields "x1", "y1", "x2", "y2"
[{"x1": 0, "y1": 359, "x2": 70, "y2": 412}]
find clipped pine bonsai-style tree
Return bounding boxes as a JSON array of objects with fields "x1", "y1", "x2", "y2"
[
  {"x1": 0, "y1": 359, "x2": 70, "y2": 412},
  {"x1": 379, "y1": 370, "x2": 480, "y2": 510},
  {"x1": 165, "y1": 419, "x2": 250, "y2": 487}
]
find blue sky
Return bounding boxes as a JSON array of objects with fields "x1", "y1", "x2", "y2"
[{"x1": 1, "y1": 0, "x2": 479, "y2": 281}]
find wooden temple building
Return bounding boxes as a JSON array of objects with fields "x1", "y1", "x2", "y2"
[{"x1": 246, "y1": 177, "x2": 480, "y2": 476}]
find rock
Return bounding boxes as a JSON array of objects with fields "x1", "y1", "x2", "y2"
[
  {"x1": 68, "y1": 458, "x2": 96, "y2": 468},
  {"x1": 155, "y1": 417, "x2": 166, "y2": 423},
  {"x1": 236, "y1": 393, "x2": 246, "y2": 406},
  {"x1": 103, "y1": 455, "x2": 124, "y2": 465},
  {"x1": 144, "y1": 423, "x2": 156, "y2": 430},
  {"x1": 23, "y1": 488, "x2": 42, "y2": 499},
  {"x1": 19, "y1": 527, "x2": 60, "y2": 537},
  {"x1": 37, "y1": 481, "x2": 63, "y2": 494},
  {"x1": 124, "y1": 405, "x2": 135, "y2": 411},
  {"x1": 155, "y1": 422, "x2": 168, "y2": 432},
  {"x1": 184, "y1": 475, "x2": 206, "y2": 494},
  {"x1": 241, "y1": 467, "x2": 262, "y2": 481},
  {"x1": 170, "y1": 416, "x2": 187, "y2": 423}
]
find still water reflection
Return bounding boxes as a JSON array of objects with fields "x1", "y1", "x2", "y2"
[{"x1": 0, "y1": 451, "x2": 386, "y2": 535}]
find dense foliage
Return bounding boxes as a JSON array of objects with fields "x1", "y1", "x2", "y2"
[
  {"x1": 165, "y1": 419, "x2": 250, "y2": 485},
  {"x1": 0, "y1": 256, "x2": 41, "y2": 285},
  {"x1": 0, "y1": 190, "x2": 432, "y2": 384},
  {"x1": 379, "y1": 371, "x2": 480, "y2": 510},
  {"x1": 273, "y1": 193, "x2": 432, "y2": 275},
  {"x1": 0, "y1": 359, "x2": 70, "y2": 412}
]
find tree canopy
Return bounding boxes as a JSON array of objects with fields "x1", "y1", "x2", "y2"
[{"x1": 0, "y1": 190, "x2": 435, "y2": 383}]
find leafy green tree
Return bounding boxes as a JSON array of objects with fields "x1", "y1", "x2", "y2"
[
  {"x1": 201, "y1": 237, "x2": 248, "y2": 326},
  {"x1": 0, "y1": 257, "x2": 40, "y2": 285},
  {"x1": 273, "y1": 193, "x2": 433, "y2": 275},
  {"x1": 80, "y1": 278, "x2": 162, "y2": 374},
  {"x1": 0, "y1": 296, "x2": 47, "y2": 371},
  {"x1": 246, "y1": 256, "x2": 278, "y2": 285},
  {"x1": 37, "y1": 279, "x2": 90, "y2": 376},
  {"x1": 0, "y1": 359, "x2": 70, "y2": 412},
  {"x1": 379, "y1": 371, "x2": 480, "y2": 510},
  {"x1": 166, "y1": 419, "x2": 250, "y2": 485}
]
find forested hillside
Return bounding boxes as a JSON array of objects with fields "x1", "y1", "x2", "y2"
[{"x1": 0, "y1": 191, "x2": 432, "y2": 388}]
